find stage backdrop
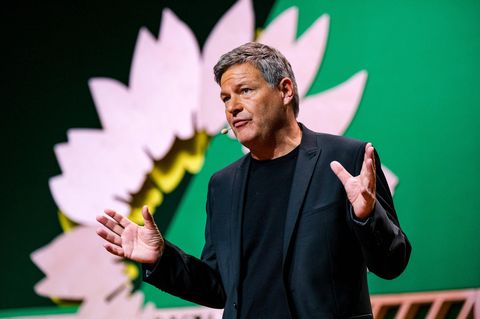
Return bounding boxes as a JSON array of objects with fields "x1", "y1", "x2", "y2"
[{"x1": 1, "y1": 0, "x2": 479, "y2": 317}]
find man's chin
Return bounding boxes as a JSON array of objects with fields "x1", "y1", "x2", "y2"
[
  {"x1": 234, "y1": 128, "x2": 258, "y2": 148},
  {"x1": 236, "y1": 135, "x2": 253, "y2": 149}
]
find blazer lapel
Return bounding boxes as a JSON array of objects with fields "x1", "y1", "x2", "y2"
[
  {"x1": 283, "y1": 126, "x2": 321, "y2": 265},
  {"x1": 229, "y1": 155, "x2": 250, "y2": 288}
]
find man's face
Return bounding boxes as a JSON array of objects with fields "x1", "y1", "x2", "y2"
[{"x1": 220, "y1": 63, "x2": 287, "y2": 149}]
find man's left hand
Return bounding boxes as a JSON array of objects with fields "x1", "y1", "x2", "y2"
[{"x1": 330, "y1": 143, "x2": 376, "y2": 220}]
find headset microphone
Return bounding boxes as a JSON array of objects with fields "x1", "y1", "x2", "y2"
[{"x1": 220, "y1": 127, "x2": 232, "y2": 135}]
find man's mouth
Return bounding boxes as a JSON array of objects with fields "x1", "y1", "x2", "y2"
[{"x1": 233, "y1": 119, "x2": 249, "y2": 129}]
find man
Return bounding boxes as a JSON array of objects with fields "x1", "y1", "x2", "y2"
[{"x1": 96, "y1": 42, "x2": 411, "y2": 318}]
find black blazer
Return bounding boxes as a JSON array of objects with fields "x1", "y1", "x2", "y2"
[{"x1": 143, "y1": 125, "x2": 411, "y2": 319}]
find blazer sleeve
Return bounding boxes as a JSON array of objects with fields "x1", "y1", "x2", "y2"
[
  {"x1": 142, "y1": 177, "x2": 226, "y2": 308},
  {"x1": 348, "y1": 146, "x2": 412, "y2": 279}
]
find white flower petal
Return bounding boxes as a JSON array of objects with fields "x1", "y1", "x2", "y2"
[
  {"x1": 129, "y1": 27, "x2": 159, "y2": 94},
  {"x1": 128, "y1": 9, "x2": 200, "y2": 156},
  {"x1": 298, "y1": 70, "x2": 367, "y2": 135},
  {"x1": 381, "y1": 164, "x2": 399, "y2": 195},
  {"x1": 52, "y1": 8, "x2": 205, "y2": 225},
  {"x1": 89, "y1": 78, "x2": 138, "y2": 132},
  {"x1": 31, "y1": 227, "x2": 128, "y2": 300},
  {"x1": 50, "y1": 129, "x2": 152, "y2": 224},
  {"x1": 285, "y1": 14, "x2": 329, "y2": 97},
  {"x1": 197, "y1": 0, "x2": 255, "y2": 135},
  {"x1": 153, "y1": 8, "x2": 200, "y2": 139},
  {"x1": 258, "y1": 9, "x2": 330, "y2": 97},
  {"x1": 78, "y1": 289, "x2": 145, "y2": 319},
  {"x1": 256, "y1": 7, "x2": 297, "y2": 47}
]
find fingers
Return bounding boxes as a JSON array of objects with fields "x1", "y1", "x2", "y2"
[
  {"x1": 96, "y1": 215, "x2": 124, "y2": 235},
  {"x1": 96, "y1": 226, "x2": 122, "y2": 246},
  {"x1": 362, "y1": 143, "x2": 376, "y2": 189},
  {"x1": 330, "y1": 161, "x2": 352, "y2": 186},
  {"x1": 141, "y1": 205, "x2": 158, "y2": 230},
  {"x1": 103, "y1": 209, "x2": 131, "y2": 228},
  {"x1": 96, "y1": 224, "x2": 124, "y2": 258},
  {"x1": 363, "y1": 142, "x2": 376, "y2": 171},
  {"x1": 96, "y1": 208, "x2": 129, "y2": 250},
  {"x1": 103, "y1": 243, "x2": 125, "y2": 258}
]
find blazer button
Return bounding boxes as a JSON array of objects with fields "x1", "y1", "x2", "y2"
[{"x1": 233, "y1": 302, "x2": 237, "y2": 309}]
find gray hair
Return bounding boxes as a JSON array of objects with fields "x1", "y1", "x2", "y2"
[{"x1": 213, "y1": 42, "x2": 299, "y2": 117}]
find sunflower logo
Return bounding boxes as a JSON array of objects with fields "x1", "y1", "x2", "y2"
[{"x1": 31, "y1": 0, "x2": 398, "y2": 317}]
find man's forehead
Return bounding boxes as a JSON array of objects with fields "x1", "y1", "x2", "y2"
[{"x1": 220, "y1": 63, "x2": 262, "y2": 86}]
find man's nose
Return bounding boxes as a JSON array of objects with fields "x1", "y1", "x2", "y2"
[{"x1": 226, "y1": 95, "x2": 243, "y2": 116}]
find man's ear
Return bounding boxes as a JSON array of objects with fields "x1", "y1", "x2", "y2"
[{"x1": 278, "y1": 77, "x2": 294, "y2": 105}]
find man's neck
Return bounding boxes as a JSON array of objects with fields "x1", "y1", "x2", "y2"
[{"x1": 249, "y1": 122, "x2": 302, "y2": 161}]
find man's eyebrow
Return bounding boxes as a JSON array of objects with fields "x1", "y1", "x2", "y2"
[
  {"x1": 236, "y1": 79, "x2": 253, "y2": 86},
  {"x1": 230, "y1": 80, "x2": 253, "y2": 90}
]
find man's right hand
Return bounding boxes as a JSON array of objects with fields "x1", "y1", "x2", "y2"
[{"x1": 96, "y1": 205, "x2": 164, "y2": 264}]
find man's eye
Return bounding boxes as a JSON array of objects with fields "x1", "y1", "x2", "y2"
[
  {"x1": 222, "y1": 96, "x2": 230, "y2": 103},
  {"x1": 241, "y1": 88, "x2": 252, "y2": 94}
]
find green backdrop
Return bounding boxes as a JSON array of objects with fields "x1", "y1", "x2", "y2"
[{"x1": 1, "y1": 0, "x2": 479, "y2": 316}]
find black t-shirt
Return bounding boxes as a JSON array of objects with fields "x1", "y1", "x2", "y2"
[{"x1": 239, "y1": 146, "x2": 299, "y2": 319}]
